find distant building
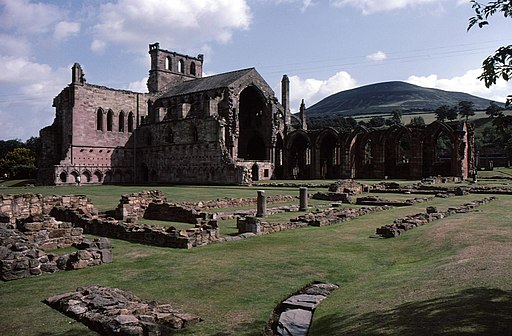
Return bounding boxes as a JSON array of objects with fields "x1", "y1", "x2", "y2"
[{"x1": 38, "y1": 43, "x2": 473, "y2": 185}]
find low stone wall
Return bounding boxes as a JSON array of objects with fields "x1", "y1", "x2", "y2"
[
  {"x1": 181, "y1": 194, "x2": 296, "y2": 210},
  {"x1": 143, "y1": 202, "x2": 216, "y2": 224},
  {"x1": 0, "y1": 193, "x2": 98, "y2": 225},
  {"x1": 0, "y1": 227, "x2": 112, "y2": 281},
  {"x1": 328, "y1": 179, "x2": 363, "y2": 194},
  {"x1": 375, "y1": 197, "x2": 498, "y2": 238},
  {"x1": 237, "y1": 215, "x2": 309, "y2": 235},
  {"x1": 115, "y1": 190, "x2": 166, "y2": 221},
  {"x1": 44, "y1": 285, "x2": 201, "y2": 335},
  {"x1": 51, "y1": 207, "x2": 220, "y2": 249},
  {"x1": 355, "y1": 195, "x2": 433, "y2": 207},
  {"x1": 216, "y1": 204, "x2": 299, "y2": 220},
  {"x1": 237, "y1": 205, "x2": 391, "y2": 235},
  {"x1": 16, "y1": 215, "x2": 84, "y2": 250},
  {"x1": 312, "y1": 191, "x2": 352, "y2": 203}
]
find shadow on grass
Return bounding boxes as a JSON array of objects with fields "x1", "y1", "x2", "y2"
[
  {"x1": 312, "y1": 287, "x2": 512, "y2": 336},
  {"x1": 37, "y1": 328, "x2": 95, "y2": 336},
  {"x1": 208, "y1": 319, "x2": 267, "y2": 336}
]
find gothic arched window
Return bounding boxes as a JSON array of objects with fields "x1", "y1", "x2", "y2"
[{"x1": 96, "y1": 108, "x2": 104, "y2": 131}]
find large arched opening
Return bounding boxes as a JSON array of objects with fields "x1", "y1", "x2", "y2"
[
  {"x1": 237, "y1": 86, "x2": 268, "y2": 161},
  {"x1": 288, "y1": 132, "x2": 311, "y2": 179},
  {"x1": 318, "y1": 131, "x2": 339, "y2": 179}
]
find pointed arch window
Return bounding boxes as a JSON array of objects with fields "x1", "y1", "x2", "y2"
[
  {"x1": 190, "y1": 62, "x2": 196, "y2": 76},
  {"x1": 107, "y1": 109, "x2": 114, "y2": 131},
  {"x1": 178, "y1": 59, "x2": 185, "y2": 74},
  {"x1": 119, "y1": 111, "x2": 125, "y2": 132},
  {"x1": 128, "y1": 112, "x2": 134, "y2": 132},
  {"x1": 165, "y1": 56, "x2": 172, "y2": 70},
  {"x1": 96, "y1": 108, "x2": 104, "y2": 131}
]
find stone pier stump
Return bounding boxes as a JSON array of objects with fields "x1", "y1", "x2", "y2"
[
  {"x1": 256, "y1": 190, "x2": 267, "y2": 217},
  {"x1": 299, "y1": 187, "x2": 308, "y2": 211}
]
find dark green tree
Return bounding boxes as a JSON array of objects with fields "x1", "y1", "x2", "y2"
[
  {"x1": 409, "y1": 116, "x2": 425, "y2": 126},
  {"x1": 446, "y1": 106, "x2": 459, "y2": 121},
  {"x1": 486, "y1": 101, "x2": 504, "y2": 117},
  {"x1": 0, "y1": 148, "x2": 37, "y2": 178},
  {"x1": 368, "y1": 116, "x2": 386, "y2": 127},
  {"x1": 0, "y1": 139, "x2": 23, "y2": 158},
  {"x1": 468, "y1": 0, "x2": 512, "y2": 107},
  {"x1": 458, "y1": 100, "x2": 475, "y2": 121},
  {"x1": 434, "y1": 105, "x2": 450, "y2": 121},
  {"x1": 390, "y1": 110, "x2": 403, "y2": 125}
]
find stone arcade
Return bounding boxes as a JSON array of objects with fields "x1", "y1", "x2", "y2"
[{"x1": 38, "y1": 43, "x2": 473, "y2": 185}]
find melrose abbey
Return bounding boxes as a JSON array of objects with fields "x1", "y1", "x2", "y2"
[{"x1": 38, "y1": 43, "x2": 473, "y2": 185}]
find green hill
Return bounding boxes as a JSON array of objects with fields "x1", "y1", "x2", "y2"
[{"x1": 305, "y1": 81, "x2": 502, "y2": 117}]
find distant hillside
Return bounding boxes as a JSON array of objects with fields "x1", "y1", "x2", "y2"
[{"x1": 305, "y1": 81, "x2": 502, "y2": 117}]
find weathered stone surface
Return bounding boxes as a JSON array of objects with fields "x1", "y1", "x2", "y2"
[
  {"x1": 267, "y1": 282, "x2": 338, "y2": 336},
  {"x1": 44, "y1": 286, "x2": 200, "y2": 335},
  {"x1": 0, "y1": 212, "x2": 113, "y2": 281},
  {"x1": 277, "y1": 309, "x2": 312, "y2": 336},
  {"x1": 328, "y1": 179, "x2": 363, "y2": 195},
  {"x1": 282, "y1": 294, "x2": 326, "y2": 310}
]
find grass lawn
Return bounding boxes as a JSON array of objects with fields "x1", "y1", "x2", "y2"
[{"x1": 1, "y1": 181, "x2": 512, "y2": 335}]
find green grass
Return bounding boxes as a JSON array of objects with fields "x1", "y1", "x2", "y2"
[{"x1": 1, "y1": 184, "x2": 512, "y2": 335}]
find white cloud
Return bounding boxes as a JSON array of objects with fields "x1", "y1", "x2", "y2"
[
  {"x1": 287, "y1": 71, "x2": 357, "y2": 110},
  {"x1": 330, "y1": 0, "x2": 440, "y2": 14},
  {"x1": 53, "y1": 21, "x2": 81, "y2": 41},
  {"x1": 0, "y1": 56, "x2": 53, "y2": 84},
  {"x1": 0, "y1": 34, "x2": 31, "y2": 57},
  {"x1": 366, "y1": 51, "x2": 387, "y2": 62},
  {"x1": 0, "y1": 55, "x2": 69, "y2": 140},
  {"x1": 91, "y1": 0, "x2": 252, "y2": 53},
  {"x1": 407, "y1": 69, "x2": 512, "y2": 103},
  {"x1": 0, "y1": 0, "x2": 64, "y2": 34},
  {"x1": 265, "y1": 0, "x2": 315, "y2": 11},
  {"x1": 127, "y1": 77, "x2": 149, "y2": 93}
]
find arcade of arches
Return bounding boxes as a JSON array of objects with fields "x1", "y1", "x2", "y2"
[{"x1": 279, "y1": 121, "x2": 473, "y2": 180}]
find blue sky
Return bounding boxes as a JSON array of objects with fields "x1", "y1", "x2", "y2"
[{"x1": 0, "y1": 0, "x2": 511, "y2": 140}]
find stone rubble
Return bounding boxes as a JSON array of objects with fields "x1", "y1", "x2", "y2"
[
  {"x1": 44, "y1": 285, "x2": 201, "y2": 336},
  {"x1": 374, "y1": 197, "x2": 497, "y2": 238}
]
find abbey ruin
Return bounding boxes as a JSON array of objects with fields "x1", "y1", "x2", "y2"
[{"x1": 38, "y1": 43, "x2": 473, "y2": 185}]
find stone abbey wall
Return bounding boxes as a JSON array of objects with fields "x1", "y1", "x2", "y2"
[{"x1": 0, "y1": 193, "x2": 98, "y2": 224}]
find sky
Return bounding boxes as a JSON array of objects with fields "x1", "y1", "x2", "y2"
[{"x1": 0, "y1": 0, "x2": 511, "y2": 141}]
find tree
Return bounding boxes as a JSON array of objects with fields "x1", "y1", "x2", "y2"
[
  {"x1": 468, "y1": 0, "x2": 512, "y2": 107},
  {"x1": 0, "y1": 148, "x2": 37, "y2": 178},
  {"x1": 390, "y1": 110, "x2": 403, "y2": 125},
  {"x1": 0, "y1": 139, "x2": 23, "y2": 159},
  {"x1": 458, "y1": 100, "x2": 475, "y2": 121},
  {"x1": 486, "y1": 101, "x2": 504, "y2": 117},
  {"x1": 409, "y1": 116, "x2": 425, "y2": 126},
  {"x1": 368, "y1": 116, "x2": 386, "y2": 127},
  {"x1": 434, "y1": 105, "x2": 450, "y2": 121},
  {"x1": 446, "y1": 106, "x2": 459, "y2": 121}
]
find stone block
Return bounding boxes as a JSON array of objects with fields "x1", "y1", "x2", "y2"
[
  {"x1": 282, "y1": 294, "x2": 326, "y2": 310},
  {"x1": 277, "y1": 309, "x2": 312, "y2": 336},
  {"x1": 100, "y1": 249, "x2": 113, "y2": 263}
]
